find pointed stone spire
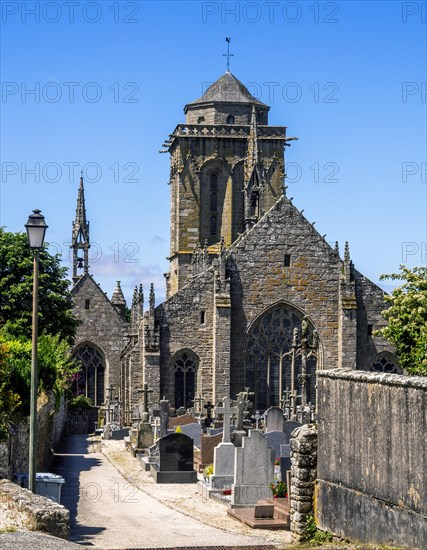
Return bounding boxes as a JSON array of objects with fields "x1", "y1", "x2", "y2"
[
  {"x1": 334, "y1": 241, "x2": 340, "y2": 255},
  {"x1": 344, "y1": 241, "x2": 350, "y2": 263},
  {"x1": 343, "y1": 241, "x2": 352, "y2": 283},
  {"x1": 71, "y1": 174, "x2": 90, "y2": 282},
  {"x1": 247, "y1": 105, "x2": 259, "y2": 178},
  {"x1": 244, "y1": 106, "x2": 262, "y2": 229},
  {"x1": 149, "y1": 283, "x2": 155, "y2": 311},
  {"x1": 111, "y1": 281, "x2": 127, "y2": 316}
]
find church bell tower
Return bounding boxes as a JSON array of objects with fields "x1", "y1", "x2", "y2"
[
  {"x1": 163, "y1": 71, "x2": 290, "y2": 297},
  {"x1": 71, "y1": 175, "x2": 90, "y2": 282}
]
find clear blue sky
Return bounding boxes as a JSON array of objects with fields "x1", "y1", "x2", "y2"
[{"x1": 1, "y1": 0, "x2": 426, "y2": 304}]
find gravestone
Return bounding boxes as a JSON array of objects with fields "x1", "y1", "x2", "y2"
[
  {"x1": 211, "y1": 397, "x2": 238, "y2": 490},
  {"x1": 263, "y1": 430, "x2": 288, "y2": 459},
  {"x1": 159, "y1": 397, "x2": 170, "y2": 438},
  {"x1": 264, "y1": 406, "x2": 285, "y2": 433},
  {"x1": 180, "y1": 423, "x2": 202, "y2": 448},
  {"x1": 231, "y1": 429, "x2": 275, "y2": 507},
  {"x1": 110, "y1": 428, "x2": 129, "y2": 440},
  {"x1": 169, "y1": 414, "x2": 195, "y2": 428},
  {"x1": 280, "y1": 443, "x2": 291, "y2": 481},
  {"x1": 199, "y1": 432, "x2": 223, "y2": 470},
  {"x1": 151, "y1": 433, "x2": 197, "y2": 483},
  {"x1": 204, "y1": 401, "x2": 214, "y2": 428},
  {"x1": 176, "y1": 406, "x2": 186, "y2": 416},
  {"x1": 283, "y1": 420, "x2": 302, "y2": 443}
]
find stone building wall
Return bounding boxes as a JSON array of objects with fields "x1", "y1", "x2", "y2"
[
  {"x1": 158, "y1": 268, "x2": 216, "y2": 404},
  {"x1": 316, "y1": 369, "x2": 427, "y2": 550},
  {"x1": 72, "y1": 274, "x2": 129, "y2": 398},
  {"x1": 227, "y1": 196, "x2": 343, "y2": 395}
]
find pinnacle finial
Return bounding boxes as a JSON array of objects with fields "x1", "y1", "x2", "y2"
[
  {"x1": 344, "y1": 241, "x2": 350, "y2": 263},
  {"x1": 334, "y1": 241, "x2": 340, "y2": 255},
  {"x1": 149, "y1": 283, "x2": 155, "y2": 309}
]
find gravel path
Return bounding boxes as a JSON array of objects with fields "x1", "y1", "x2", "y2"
[{"x1": 48, "y1": 434, "x2": 291, "y2": 549}]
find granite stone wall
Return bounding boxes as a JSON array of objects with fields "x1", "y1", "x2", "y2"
[
  {"x1": 0, "y1": 479, "x2": 69, "y2": 539},
  {"x1": 316, "y1": 369, "x2": 427, "y2": 550},
  {"x1": 0, "y1": 392, "x2": 68, "y2": 480}
]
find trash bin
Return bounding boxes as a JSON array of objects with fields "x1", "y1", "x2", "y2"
[{"x1": 14, "y1": 473, "x2": 65, "y2": 504}]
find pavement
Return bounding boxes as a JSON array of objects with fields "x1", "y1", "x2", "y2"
[{"x1": 44, "y1": 434, "x2": 293, "y2": 549}]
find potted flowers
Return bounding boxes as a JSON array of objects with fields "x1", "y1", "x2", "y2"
[{"x1": 271, "y1": 480, "x2": 288, "y2": 499}]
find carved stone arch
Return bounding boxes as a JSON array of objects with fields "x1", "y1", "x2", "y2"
[
  {"x1": 371, "y1": 351, "x2": 402, "y2": 374},
  {"x1": 171, "y1": 349, "x2": 199, "y2": 409},
  {"x1": 243, "y1": 301, "x2": 321, "y2": 411},
  {"x1": 72, "y1": 341, "x2": 107, "y2": 406}
]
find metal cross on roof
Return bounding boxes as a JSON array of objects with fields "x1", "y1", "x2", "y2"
[{"x1": 223, "y1": 37, "x2": 233, "y2": 72}]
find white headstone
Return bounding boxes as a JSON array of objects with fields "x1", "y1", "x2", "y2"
[
  {"x1": 232, "y1": 429, "x2": 275, "y2": 506},
  {"x1": 264, "y1": 406, "x2": 285, "y2": 432}
]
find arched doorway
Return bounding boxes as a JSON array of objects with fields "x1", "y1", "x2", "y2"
[
  {"x1": 73, "y1": 344, "x2": 105, "y2": 406},
  {"x1": 173, "y1": 350, "x2": 197, "y2": 409},
  {"x1": 245, "y1": 304, "x2": 319, "y2": 411}
]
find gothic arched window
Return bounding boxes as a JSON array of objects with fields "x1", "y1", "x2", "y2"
[
  {"x1": 371, "y1": 354, "x2": 401, "y2": 374},
  {"x1": 173, "y1": 351, "x2": 197, "y2": 409},
  {"x1": 226, "y1": 115, "x2": 235, "y2": 124},
  {"x1": 210, "y1": 215, "x2": 218, "y2": 236},
  {"x1": 245, "y1": 305, "x2": 318, "y2": 411},
  {"x1": 73, "y1": 345, "x2": 105, "y2": 406}
]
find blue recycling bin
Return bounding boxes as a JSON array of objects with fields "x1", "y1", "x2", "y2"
[{"x1": 14, "y1": 473, "x2": 65, "y2": 504}]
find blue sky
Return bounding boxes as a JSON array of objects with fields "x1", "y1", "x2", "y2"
[{"x1": 1, "y1": 0, "x2": 426, "y2": 304}]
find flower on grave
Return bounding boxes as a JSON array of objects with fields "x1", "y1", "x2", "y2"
[
  {"x1": 175, "y1": 425, "x2": 182, "y2": 433},
  {"x1": 222, "y1": 488, "x2": 232, "y2": 496},
  {"x1": 274, "y1": 457, "x2": 280, "y2": 465},
  {"x1": 270, "y1": 481, "x2": 287, "y2": 498}
]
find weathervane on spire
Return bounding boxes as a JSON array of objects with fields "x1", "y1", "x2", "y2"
[{"x1": 223, "y1": 37, "x2": 233, "y2": 72}]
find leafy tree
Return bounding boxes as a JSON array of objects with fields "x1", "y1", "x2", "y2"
[
  {"x1": 0, "y1": 340, "x2": 21, "y2": 440},
  {"x1": 378, "y1": 266, "x2": 427, "y2": 376},
  {"x1": 0, "y1": 332, "x2": 79, "y2": 419},
  {"x1": 0, "y1": 228, "x2": 79, "y2": 343}
]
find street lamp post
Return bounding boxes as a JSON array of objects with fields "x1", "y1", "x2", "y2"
[{"x1": 25, "y1": 209, "x2": 48, "y2": 494}]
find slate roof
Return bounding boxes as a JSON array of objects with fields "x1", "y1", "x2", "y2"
[{"x1": 186, "y1": 71, "x2": 269, "y2": 109}]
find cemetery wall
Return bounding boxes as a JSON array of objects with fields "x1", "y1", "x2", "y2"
[
  {"x1": 316, "y1": 369, "x2": 427, "y2": 550},
  {"x1": 0, "y1": 392, "x2": 68, "y2": 481}
]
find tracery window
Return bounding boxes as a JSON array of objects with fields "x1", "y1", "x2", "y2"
[
  {"x1": 174, "y1": 351, "x2": 197, "y2": 409},
  {"x1": 245, "y1": 305, "x2": 317, "y2": 411},
  {"x1": 371, "y1": 355, "x2": 401, "y2": 374},
  {"x1": 210, "y1": 215, "x2": 217, "y2": 236},
  {"x1": 73, "y1": 345, "x2": 105, "y2": 406}
]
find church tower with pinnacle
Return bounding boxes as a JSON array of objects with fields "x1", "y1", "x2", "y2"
[
  {"x1": 71, "y1": 174, "x2": 90, "y2": 282},
  {"x1": 163, "y1": 71, "x2": 295, "y2": 298}
]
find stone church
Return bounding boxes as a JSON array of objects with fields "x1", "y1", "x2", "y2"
[{"x1": 71, "y1": 70, "x2": 400, "y2": 419}]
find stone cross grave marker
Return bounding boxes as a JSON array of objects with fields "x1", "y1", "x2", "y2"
[
  {"x1": 254, "y1": 410, "x2": 261, "y2": 429},
  {"x1": 153, "y1": 416, "x2": 160, "y2": 441},
  {"x1": 204, "y1": 401, "x2": 214, "y2": 427},
  {"x1": 159, "y1": 396, "x2": 170, "y2": 438},
  {"x1": 215, "y1": 397, "x2": 238, "y2": 443},
  {"x1": 138, "y1": 383, "x2": 153, "y2": 422}
]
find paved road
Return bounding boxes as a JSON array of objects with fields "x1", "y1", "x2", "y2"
[{"x1": 52, "y1": 435, "x2": 278, "y2": 549}]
